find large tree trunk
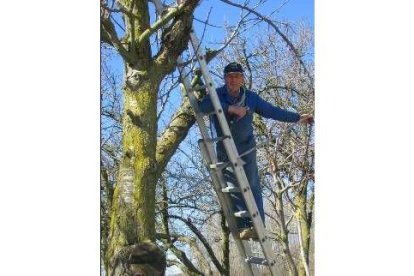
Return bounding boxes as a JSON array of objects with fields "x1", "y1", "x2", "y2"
[
  {"x1": 106, "y1": 75, "x2": 165, "y2": 275},
  {"x1": 123, "y1": 79, "x2": 159, "y2": 241}
]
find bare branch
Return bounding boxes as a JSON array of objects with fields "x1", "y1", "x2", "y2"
[
  {"x1": 168, "y1": 215, "x2": 225, "y2": 274},
  {"x1": 167, "y1": 242, "x2": 203, "y2": 275},
  {"x1": 101, "y1": 15, "x2": 133, "y2": 63}
]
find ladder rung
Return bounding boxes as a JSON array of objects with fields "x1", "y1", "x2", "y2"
[
  {"x1": 239, "y1": 146, "x2": 256, "y2": 158},
  {"x1": 203, "y1": 135, "x2": 231, "y2": 144},
  {"x1": 245, "y1": 256, "x2": 268, "y2": 266},
  {"x1": 201, "y1": 110, "x2": 217, "y2": 117},
  {"x1": 221, "y1": 186, "x2": 240, "y2": 193},
  {"x1": 234, "y1": 211, "x2": 250, "y2": 218},
  {"x1": 209, "y1": 161, "x2": 230, "y2": 170}
]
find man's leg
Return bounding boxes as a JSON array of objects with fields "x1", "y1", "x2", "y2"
[
  {"x1": 242, "y1": 150, "x2": 265, "y2": 225},
  {"x1": 221, "y1": 150, "x2": 265, "y2": 228},
  {"x1": 222, "y1": 167, "x2": 251, "y2": 228}
]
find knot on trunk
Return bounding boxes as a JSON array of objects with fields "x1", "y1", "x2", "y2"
[
  {"x1": 125, "y1": 68, "x2": 147, "y2": 91},
  {"x1": 111, "y1": 242, "x2": 166, "y2": 276},
  {"x1": 128, "y1": 242, "x2": 166, "y2": 276},
  {"x1": 126, "y1": 110, "x2": 143, "y2": 128}
]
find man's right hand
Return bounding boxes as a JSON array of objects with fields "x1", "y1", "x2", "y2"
[{"x1": 228, "y1": 105, "x2": 248, "y2": 120}]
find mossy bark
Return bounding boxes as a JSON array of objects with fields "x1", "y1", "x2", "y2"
[
  {"x1": 106, "y1": 73, "x2": 164, "y2": 275},
  {"x1": 155, "y1": 95, "x2": 195, "y2": 178}
]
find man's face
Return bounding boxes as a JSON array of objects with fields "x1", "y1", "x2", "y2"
[{"x1": 225, "y1": 72, "x2": 244, "y2": 95}]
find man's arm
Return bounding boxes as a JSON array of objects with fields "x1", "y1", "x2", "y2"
[
  {"x1": 253, "y1": 93, "x2": 313, "y2": 124},
  {"x1": 254, "y1": 94, "x2": 300, "y2": 122}
]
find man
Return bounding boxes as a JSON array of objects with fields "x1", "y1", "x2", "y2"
[{"x1": 199, "y1": 62, "x2": 313, "y2": 240}]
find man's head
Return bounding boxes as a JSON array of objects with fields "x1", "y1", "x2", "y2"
[{"x1": 224, "y1": 62, "x2": 244, "y2": 95}]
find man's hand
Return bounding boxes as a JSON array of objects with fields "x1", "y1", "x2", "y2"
[
  {"x1": 298, "y1": 114, "x2": 314, "y2": 124},
  {"x1": 228, "y1": 105, "x2": 248, "y2": 120}
]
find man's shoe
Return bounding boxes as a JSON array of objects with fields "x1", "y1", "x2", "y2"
[{"x1": 239, "y1": 227, "x2": 259, "y2": 241}]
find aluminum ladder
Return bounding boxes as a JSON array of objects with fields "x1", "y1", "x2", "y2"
[{"x1": 153, "y1": 1, "x2": 281, "y2": 275}]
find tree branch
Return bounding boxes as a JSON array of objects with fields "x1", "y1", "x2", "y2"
[
  {"x1": 155, "y1": 72, "x2": 205, "y2": 179},
  {"x1": 138, "y1": 4, "x2": 184, "y2": 46},
  {"x1": 168, "y1": 214, "x2": 225, "y2": 274},
  {"x1": 153, "y1": 0, "x2": 201, "y2": 75},
  {"x1": 166, "y1": 241, "x2": 203, "y2": 275},
  {"x1": 101, "y1": 15, "x2": 133, "y2": 63}
]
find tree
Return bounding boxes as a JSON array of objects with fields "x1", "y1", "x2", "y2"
[{"x1": 101, "y1": 0, "x2": 201, "y2": 274}]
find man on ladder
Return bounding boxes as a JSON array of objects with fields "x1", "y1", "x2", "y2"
[{"x1": 199, "y1": 62, "x2": 313, "y2": 240}]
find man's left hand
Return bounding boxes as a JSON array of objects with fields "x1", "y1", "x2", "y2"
[{"x1": 298, "y1": 114, "x2": 314, "y2": 124}]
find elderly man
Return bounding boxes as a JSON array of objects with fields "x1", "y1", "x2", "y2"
[{"x1": 199, "y1": 62, "x2": 313, "y2": 240}]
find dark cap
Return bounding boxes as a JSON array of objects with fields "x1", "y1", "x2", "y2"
[{"x1": 224, "y1": 62, "x2": 244, "y2": 75}]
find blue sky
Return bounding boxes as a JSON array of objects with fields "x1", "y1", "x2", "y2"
[
  {"x1": 195, "y1": 0, "x2": 314, "y2": 25},
  {"x1": 193, "y1": 0, "x2": 314, "y2": 35},
  {"x1": 191, "y1": 0, "x2": 313, "y2": 55}
]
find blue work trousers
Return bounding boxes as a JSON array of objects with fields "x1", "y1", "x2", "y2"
[{"x1": 218, "y1": 149, "x2": 265, "y2": 229}]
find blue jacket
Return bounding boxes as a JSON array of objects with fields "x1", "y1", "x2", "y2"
[{"x1": 199, "y1": 85, "x2": 300, "y2": 155}]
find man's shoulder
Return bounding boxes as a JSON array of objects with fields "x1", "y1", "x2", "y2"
[
  {"x1": 244, "y1": 88, "x2": 254, "y2": 95},
  {"x1": 215, "y1": 85, "x2": 228, "y2": 98},
  {"x1": 216, "y1": 85, "x2": 226, "y2": 93},
  {"x1": 244, "y1": 88, "x2": 258, "y2": 99}
]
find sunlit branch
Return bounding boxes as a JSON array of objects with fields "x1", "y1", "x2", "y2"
[{"x1": 138, "y1": 4, "x2": 185, "y2": 45}]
